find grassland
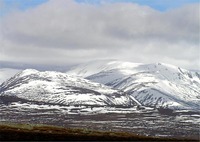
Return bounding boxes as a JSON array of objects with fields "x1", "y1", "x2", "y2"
[{"x1": 0, "y1": 123, "x2": 198, "y2": 141}]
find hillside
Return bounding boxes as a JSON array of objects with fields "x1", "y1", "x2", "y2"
[
  {"x1": 67, "y1": 60, "x2": 200, "y2": 110},
  {"x1": 0, "y1": 69, "x2": 139, "y2": 107}
]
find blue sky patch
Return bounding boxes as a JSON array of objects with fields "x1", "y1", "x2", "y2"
[
  {"x1": 0, "y1": 0, "x2": 199, "y2": 16},
  {"x1": 76, "y1": 0, "x2": 199, "y2": 11},
  {"x1": 0, "y1": 0, "x2": 48, "y2": 16}
]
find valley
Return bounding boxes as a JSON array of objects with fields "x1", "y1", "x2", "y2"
[{"x1": 0, "y1": 102, "x2": 199, "y2": 140}]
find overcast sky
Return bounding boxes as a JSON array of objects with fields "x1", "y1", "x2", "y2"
[{"x1": 0, "y1": 0, "x2": 199, "y2": 70}]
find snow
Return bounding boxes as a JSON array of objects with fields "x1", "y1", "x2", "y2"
[
  {"x1": 1, "y1": 60, "x2": 199, "y2": 111},
  {"x1": 67, "y1": 60, "x2": 200, "y2": 110},
  {"x1": 0, "y1": 69, "x2": 137, "y2": 106},
  {"x1": 67, "y1": 60, "x2": 142, "y2": 77},
  {"x1": 19, "y1": 69, "x2": 39, "y2": 77}
]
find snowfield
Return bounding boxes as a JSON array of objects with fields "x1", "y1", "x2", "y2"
[
  {"x1": 67, "y1": 60, "x2": 200, "y2": 110},
  {"x1": 0, "y1": 69, "x2": 139, "y2": 106},
  {"x1": 0, "y1": 60, "x2": 199, "y2": 111}
]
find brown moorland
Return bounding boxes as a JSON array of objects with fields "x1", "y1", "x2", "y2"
[{"x1": 0, "y1": 123, "x2": 198, "y2": 141}]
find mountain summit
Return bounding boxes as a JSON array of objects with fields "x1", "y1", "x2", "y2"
[
  {"x1": 67, "y1": 60, "x2": 200, "y2": 110},
  {"x1": 0, "y1": 60, "x2": 199, "y2": 111},
  {"x1": 0, "y1": 69, "x2": 139, "y2": 107}
]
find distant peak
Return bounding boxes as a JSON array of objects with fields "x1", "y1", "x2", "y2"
[
  {"x1": 20, "y1": 69, "x2": 39, "y2": 77},
  {"x1": 155, "y1": 62, "x2": 177, "y2": 68}
]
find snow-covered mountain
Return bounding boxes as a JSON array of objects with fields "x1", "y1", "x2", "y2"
[
  {"x1": 0, "y1": 68, "x2": 21, "y2": 84},
  {"x1": 0, "y1": 69, "x2": 139, "y2": 106},
  {"x1": 67, "y1": 60, "x2": 200, "y2": 110}
]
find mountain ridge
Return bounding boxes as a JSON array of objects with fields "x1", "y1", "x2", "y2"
[
  {"x1": 0, "y1": 69, "x2": 139, "y2": 107},
  {"x1": 67, "y1": 60, "x2": 200, "y2": 110},
  {"x1": 0, "y1": 60, "x2": 199, "y2": 111}
]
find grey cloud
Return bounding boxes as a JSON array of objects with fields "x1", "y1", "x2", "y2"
[{"x1": 0, "y1": 0, "x2": 199, "y2": 69}]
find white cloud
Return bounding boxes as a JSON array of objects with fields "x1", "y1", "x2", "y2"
[{"x1": 0, "y1": 0, "x2": 199, "y2": 69}]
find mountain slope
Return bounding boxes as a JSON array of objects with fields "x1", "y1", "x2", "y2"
[
  {"x1": 0, "y1": 68, "x2": 21, "y2": 84},
  {"x1": 67, "y1": 60, "x2": 200, "y2": 110},
  {"x1": 0, "y1": 69, "x2": 139, "y2": 106}
]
